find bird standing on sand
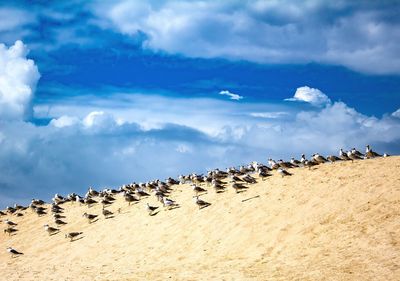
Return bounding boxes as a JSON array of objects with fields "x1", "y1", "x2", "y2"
[
  {"x1": 65, "y1": 232, "x2": 83, "y2": 242},
  {"x1": 327, "y1": 155, "x2": 341, "y2": 163},
  {"x1": 231, "y1": 182, "x2": 248, "y2": 193},
  {"x1": 4, "y1": 219, "x2": 17, "y2": 226},
  {"x1": 162, "y1": 197, "x2": 178, "y2": 209},
  {"x1": 193, "y1": 196, "x2": 211, "y2": 209},
  {"x1": 347, "y1": 150, "x2": 363, "y2": 162},
  {"x1": 4, "y1": 227, "x2": 18, "y2": 236},
  {"x1": 277, "y1": 168, "x2": 292, "y2": 177},
  {"x1": 339, "y1": 149, "x2": 351, "y2": 161},
  {"x1": 7, "y1": 247, "x2": 23, "y2": 257},
  {"x1": 146, "y1": 203, "x2": 159, "y2": 215},
  {"x1": 54, "y1": 219, "x2": 67, "y2": 226},
  {"x1": 102, "y1": 207, "x2": 113, "y2": 219},
  {"x1": 82, "y1": 213, "x2": 98, "y2": 223},
  {"x1": 365, "y1": 145, "x2": 382, "y2": 158},
  {"x1": 192, "y1": 184, "x2": 207, "y2": 196},
  {"x1": 44, "y1": 224, "x2": 60, "y2": 236},
  {"x1": 313, "y1": 153, "x2": 327, "y2": 164}
]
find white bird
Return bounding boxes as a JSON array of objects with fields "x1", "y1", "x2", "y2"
[
  {"x1": 7, "y1": 247, "x2": 23, "y2": 257},
  {"x1": 313, "y1": 153, "x2": 327, "y2": 164}
]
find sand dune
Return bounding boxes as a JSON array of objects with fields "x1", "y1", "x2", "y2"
[{"x1": 1, "y1": 156, "x2": 400, "y2": 280}]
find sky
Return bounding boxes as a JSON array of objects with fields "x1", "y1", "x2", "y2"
[{"x1": 1, "y1": 0, "x2": 400, "y2": 207}]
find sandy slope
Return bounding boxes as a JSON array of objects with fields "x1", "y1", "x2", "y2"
[{"x1": 1, "y1": 156, "x2": 400, "y2": 281}]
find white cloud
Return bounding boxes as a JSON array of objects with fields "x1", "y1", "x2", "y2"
[
  {"x1": 250, "y1": 112, "x2": 289, "y2": 119},
  {"x1": 0, "y1": 40, "x2": 40, "y2": 120},
  {"x1": 219, "y1": 90, "x2": 243, "y2": 101},
  {"x1": 392, "y1": 108, "x2": 400, "y2": 118},
  {"x1": 285, "y1": 86, "x2": 331, "y2": 107},
  {"x1": 1, "y1": 87, "x2": 400, "y2": 208},
  {"x1": 91, "y1": 1, "x2": 400, "y2": 75}
]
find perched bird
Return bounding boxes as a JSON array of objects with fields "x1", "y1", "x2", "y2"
[
  {"x1": 327, "y1": 155, "x2": 341, "y2": 163},
  {"x1": 54, "y1": 219, "x2": 67, "y2": 226},
  {"x1": 193, "y1": 196, "x2": 211, "y2": 210},
  {"x1": 365, "y1": 145, "x2": 382, "y2": 158},
  {"x1": 211, "y1": 180, "x2": 226, "y2": 193},
  {"x1": 242, "y1": 175, "x2": 257, "y2": 184},
  {"x1": 290, "y1": 157, "x2": 301, "y2": 167},
  {"x1": 347, "y1": 150, "x2": 363, "y2": 162},
  {"x1": 102, "y1": 207, "x2": 113, "y2": 219},
  {"x1": 313, "y1": 153, "x2": 327, "y2": 164},
  {"x1": 339, "y1": 149, "x2": 351, "y2": 161},
  {"x1": 84, "y1": 198, "x2": 97, "y2": 207},
  {"x1": 384, "y1": 153, "x2": 390, "y2": 157},
  {"x1": 53, "y1": 213, "x2": 66, "y2": 219},
  {"x1": 257, "y1": 168, "x2": 270, "y2": 180},
  {"x1": 162, "y1": 197, "x2": 178, "y2": 209},
  {"x1": 7, "y1": 247, "x2": 23, "y2": 257},
  {"x1": 44, "y1": 224, "x2": 60, "y2": 236},
  {"x1": 231, "y1": 182, "x2": 248, "y2": 193},
  {"x1": 82, "y1": 213, "x2": 98, "y2": 223},
  {"x1": 4, "y1": 227, "x2": 18, "y2": 236},
  {"x1": 4, "y1": 219, "x2": 17, "y2": 226},
  {"x1": 146, "y1": 203, "x2": 159, "y2": 215},
  {"x1": 277, "y1": 168, "x2": 292, "y2": 177},
  {"x1": 351, "y1": 148, "x2": 364, "y2": 158},
  {"x1": 124, "y1": 193, "x2": 139, "y2": 205},
  {"x1": 192, "y1": 184, "x2": 207, "y2": 196},
  {"x1": 65, "y1": 232, "x2": 83, "y2": 242}
]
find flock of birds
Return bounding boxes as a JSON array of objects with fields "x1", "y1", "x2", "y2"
[{"x1": 1, "y1": 145, "x2": 389, "y2": 257}]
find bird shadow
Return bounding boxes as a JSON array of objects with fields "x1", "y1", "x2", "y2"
[
  {"x1": 149, "y1": 211, "x2": 160, "y2": 216},
  {"x1": 199, "y1": 204, "x2": 211, "y2": 210},
  {"x1": 166, "y1": 205, "x2": 181, "y2": 211},
  {"x1": 50, "y1": 231, "x2": 61, "y2": 236},
  {"x1": 89, "y1": 219, "x2": 99, "y2": 224},
  {"x1": 70, "y1": 236, "x2": 84, "y2": 242},
  {"x1": 105, "y1": 216, "x2": 115, "y2": 219}
]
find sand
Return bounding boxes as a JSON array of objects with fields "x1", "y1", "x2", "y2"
[{"x1": 1, "y1": 156, "x2": 400, "y2": 280}]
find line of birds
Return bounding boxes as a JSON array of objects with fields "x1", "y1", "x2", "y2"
[{"x1": 1, "y1": 145, "x2": 389, "y2": 257}]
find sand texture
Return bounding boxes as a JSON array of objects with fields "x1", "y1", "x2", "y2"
[{"x1": 1, "y1": 156, "x2": 400, "y2": 280}]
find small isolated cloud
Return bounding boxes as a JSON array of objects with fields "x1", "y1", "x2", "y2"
[
  {"x1": 219, "y1": 90, "x2": 243, "y2": 101},
  {"x1": 0, "y1": 40, "x2": 40, "y2": 120},
  {"x1": 392, "y1": 108, "x2": 400, "y2": 118},
  {"x1": 50, "y1": 115, "x2": 79, "y2": 128},
  {"x1": 250, "y1": 112, "x2": 288, "y2": 119},
  {"x1": 285, "y1": 86, "x2": 331, "y2": 107}
]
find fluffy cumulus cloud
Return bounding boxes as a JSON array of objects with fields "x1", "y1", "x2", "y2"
[
  {"x1": 0, "y1": 40, "x2": 40, "y2": 120},
  {"x1": 285, "y1": 86, "x2": 331, "y2": 107},
  {"x1": 91, "y1": 0, "x2": 400, "y2": 75},
  {"x1": 219, "y1": 90, "x2": 243, "y2": 101}
]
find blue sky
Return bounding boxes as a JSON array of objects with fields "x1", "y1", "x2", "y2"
[{"x1": 1, "y1": 1, "x2": 400, "y2": 207}]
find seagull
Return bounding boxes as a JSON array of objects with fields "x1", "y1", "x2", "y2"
[
  {"x1": 54, "y1": 219, "x2": 67, "y2": 226},
  {"x1": 162, "y1": 197, "x2": 178, "y2": 209},
  {"x1": 192, "y1": 184, "x2": 207, "y2": 196},
  {"x1": 383, "y1": 153, "x2": 390, "y2": 157},
  {"x1": 365, "y1": 145, "x2": 382, "y2": 158},
  {"x1": 193, "y1": 196, "x2": 211, "y2": 209},
  {"x1": 257, "y1": 168, "x2": 270, "y2": 180},
  {"x1": 231, "y1": 182, "x2": 248, "y2": 193},
  {"x1": 313, "y1": 153, "x2": 328, "y2": 164},
  {"x1": 65, "y1": 232, "x2": 83, "y2": 242},
  {"x1": 290, "y1": 157, "x2": 301, "y2": 167},
  {"x1": 339, "y1": 149, "x2": 351, "y2": 161},
  {"x1": 82, "y1": 213, "x2": 98, "y2": 223},
  {"x1": 4, "y1": 227, "x2": 18, "y2": 236},
  {"x1": 351, "y1": 148, "x2": 364, "y2": 158},
  {"x1": 4, "y1": 219, "x2": 17, "y2": 226},
  {"x1": 124, "y1": 193, "x2": 139, "y2": 205},
  {"x1": 347, "y1": 150, "x2": 363, "y2": 162},
  {"x1": 102, "y1": 207, "x2": 113, "y2": 219},
  {"x1": 327, "y1": 155, "x2": 341, "y2": 163},
  {"x1": 242, "y1": 175, "x2": 257, "y2": 184},
  {"x1": 277, "y1": 168, "x2": 292, "y2": 177},
  {"x1": 268, "y1": 159, "x2": 280, "y2": 170},
  {"x1": 146, "y1": 203, "x2": 159, "y2": 215},
  {"x1": 7, "y1": 247, "x2": 23, "y2": 257},
  {"x1": 44, "y1": 224, "x2": 60, "y2": 236},
  {"x1": 53, "y1": 213, "x2": 66, "y2": 219},
  {"x1": 212, "y1": 181, "x2": 226, "y2": 193},
  {"x1": 84, "y1": 198, "x2": 98, "y2": 207}
]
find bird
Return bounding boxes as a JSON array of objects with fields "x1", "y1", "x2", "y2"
[
  {"x1": 212, "y1": 181, "x2": 226, "y2": 193},
  {"x1": 339, "y1": 149, "x2": 351, "y2": 161},
  {"x1": 82, "y1": 213, "x2": 98, "y2": 223},
  {"x1": 65, "y1": 232, "x2": 83, "y2": 242},
  {"x1": 277, "y1": 168, "x2": 292, "y2": 177},
  {"x1": 193, "y1": 196, "x2": 211, "y2": 209},
  {"x1": 146, "y1": 203, "x2": 159, "y2": 215},
  {"x1": 351, "y1": 148, "x2": 364, "y2": 158},
  {"x1": 4, "y1": 227, "x2": 18, "y2": 236},
  {"x1": 242, "y1": 174, "x2": 257, "y2": 184},
  {"x1": 290, "y1": 157, "x2": 301, "y2": 167},
  {"x1": 327, "y1": 155, "x2": 341, "y2": 163},
  {"x1": 53, "y1": 213, "x2": 66, "y2": 219},
  {"x1": 384, "y1": 153, "x2": 390, "y2": 157},
  {"x1": 54, "y1": 219, "x2": 67, "y2": 226},
  {"x1": 102, "y1": 207, "x2": 113, "y2": 219},
  {"x1": 84, "y1": 198, "x2": 97, "y2": 207},
  {"x1": 313, "y1": 153, "x2": 328, "y2": 164},
  {"x1": 124, "y1": 193, "x2": 139, "y2": 205},
  {"x1": 231, "y1": 182, "x2": 248, "y2": 193},
  {"x1": 257, "y1": 168, "x2": 271, "y2": 180},
  {"x1": 44, "y1": 224, "x2": 60, "y2": 236},
  {"x1": 347, "y1": 150, "x2": 363, "y2": 162},
  {"x1": 365, "y1": 145, "x2": 382, "y2": 158},
  {"x1": 162, "y1": 197, "x2": 178, "y2": 209},
  {"x1": 7, "y1": 247, "x2": 23, "y2": 257},
  {"x1": 4, "y1": 219, "x2": 17, "y2": 226},
  {"x1": 192, "y1": 184, "x2": 207, "y2": 196}
]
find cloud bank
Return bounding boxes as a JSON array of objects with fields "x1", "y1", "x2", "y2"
[
  {"x1": 92, "y1": 1, "x2": 400, "y2": 75},
  {"x1": 0, "y1": 40, "x2": 40, "y2": 120}
]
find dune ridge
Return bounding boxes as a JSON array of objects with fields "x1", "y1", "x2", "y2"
[{"x1": 1, "y1": 156, "x2": 400, "y2": 280}]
